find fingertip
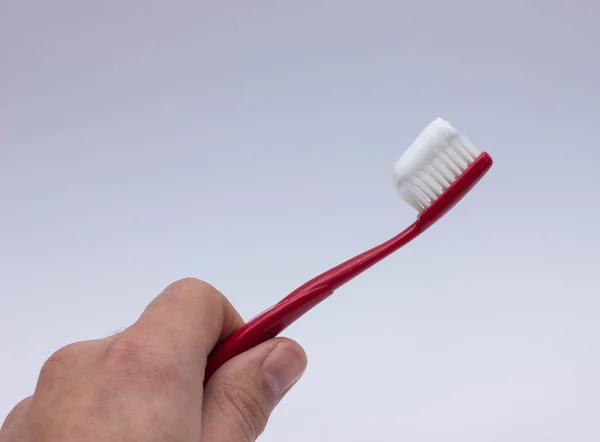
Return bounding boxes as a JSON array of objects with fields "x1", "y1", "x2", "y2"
[
  {"x1": 201, "y1": 337, "x2": 308, "y2": 442},
  {"x1": 261, "y1": 338, "x2": 307, "y2": 396}
]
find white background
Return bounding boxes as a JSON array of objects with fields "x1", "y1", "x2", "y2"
[{"x1": 1, "y1": 1, "x2": 599, "y2": 440}]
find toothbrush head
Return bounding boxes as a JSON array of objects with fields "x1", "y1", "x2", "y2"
[{"x1": 393, "y1": 118, "x2": 493, "y2": 224}]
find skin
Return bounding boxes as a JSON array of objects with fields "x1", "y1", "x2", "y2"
[{"x1": 0, "y1": 278, "x2": 308, "y2": 442}]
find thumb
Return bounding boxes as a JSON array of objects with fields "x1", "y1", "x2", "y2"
[{"x1": 201, "y1": 338, "x2": 307, "y2": 442}]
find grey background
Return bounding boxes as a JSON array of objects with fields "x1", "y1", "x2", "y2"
[{"x1": 1, "y1": 1, "x2": 599, "y2": 440}]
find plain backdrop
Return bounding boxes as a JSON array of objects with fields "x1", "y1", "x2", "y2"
[{"x1": 1, "y1": 1, "x2": 599, "y2": 441}]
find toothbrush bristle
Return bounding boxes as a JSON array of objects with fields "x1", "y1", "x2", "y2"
[{"x1": 394, "y1": 119, "x2": 483, "y2": 213}]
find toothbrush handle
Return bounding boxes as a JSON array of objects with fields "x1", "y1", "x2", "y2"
[{"x1": 204, "y1": 222, "x2": 424, "y2": 381}]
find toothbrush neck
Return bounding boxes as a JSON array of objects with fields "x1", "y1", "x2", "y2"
[{"x1": 278, "y1": 221, "x2": 424, "y2": 305}]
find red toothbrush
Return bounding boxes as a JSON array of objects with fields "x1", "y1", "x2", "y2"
[{"x1": 205, "y1": 117, "x2": 493, "y2": 380}]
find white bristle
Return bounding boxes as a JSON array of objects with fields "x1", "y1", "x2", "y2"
[{"x1": 393, "y1": 118, "x2": 482, "y2": 213}]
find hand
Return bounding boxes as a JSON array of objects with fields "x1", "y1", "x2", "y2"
[{"x1": 0, "y1": 278, "x2": 307, "y2": 442}]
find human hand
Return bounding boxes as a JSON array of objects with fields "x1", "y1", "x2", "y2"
[{"x1": 0, "y1": 278, "x2": 307, "y2": 442}]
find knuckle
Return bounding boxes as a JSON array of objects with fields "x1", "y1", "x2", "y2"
[
  {"x1": 0, "y1": 396, "x2": 32, "y2": 433},
  {"x1": 104, "y1": 334, "x2": 180, "y2": 383},
  {"x1": 214, "y1": 379, "x2": 271, "y2": 441},
  {"x1": 166, "y1": 278, "x2": 220, "y2": 299},
  {"x1": 159, "y1": 277, "x2": 229, "y2": 326},
  {"x1": 160, "y1": 278, "x2": 224, "y2": 314},
  {"x1": 38, "y1": 343, "x2": 81, "y2": 384}
]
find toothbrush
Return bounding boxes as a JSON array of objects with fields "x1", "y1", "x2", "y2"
[{"x1": 205, "y1": 117, "x2": 493, "y2": 380}]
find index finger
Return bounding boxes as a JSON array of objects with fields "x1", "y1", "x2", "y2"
[{"x1": 119, "y1": 278, "x2": 244, "y2": 372}]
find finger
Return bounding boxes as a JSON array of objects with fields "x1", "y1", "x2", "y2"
[
  {"x1": 118, "y1": 278, "x2": 244, "y2": 370},
  {"x1": 202, "y1": 338, "x2": 307, "y2": 442}
]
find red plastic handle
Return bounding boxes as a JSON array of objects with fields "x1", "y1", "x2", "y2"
[{"x1": 204, "y1": 221, "x2": 423, "y2": 380}]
